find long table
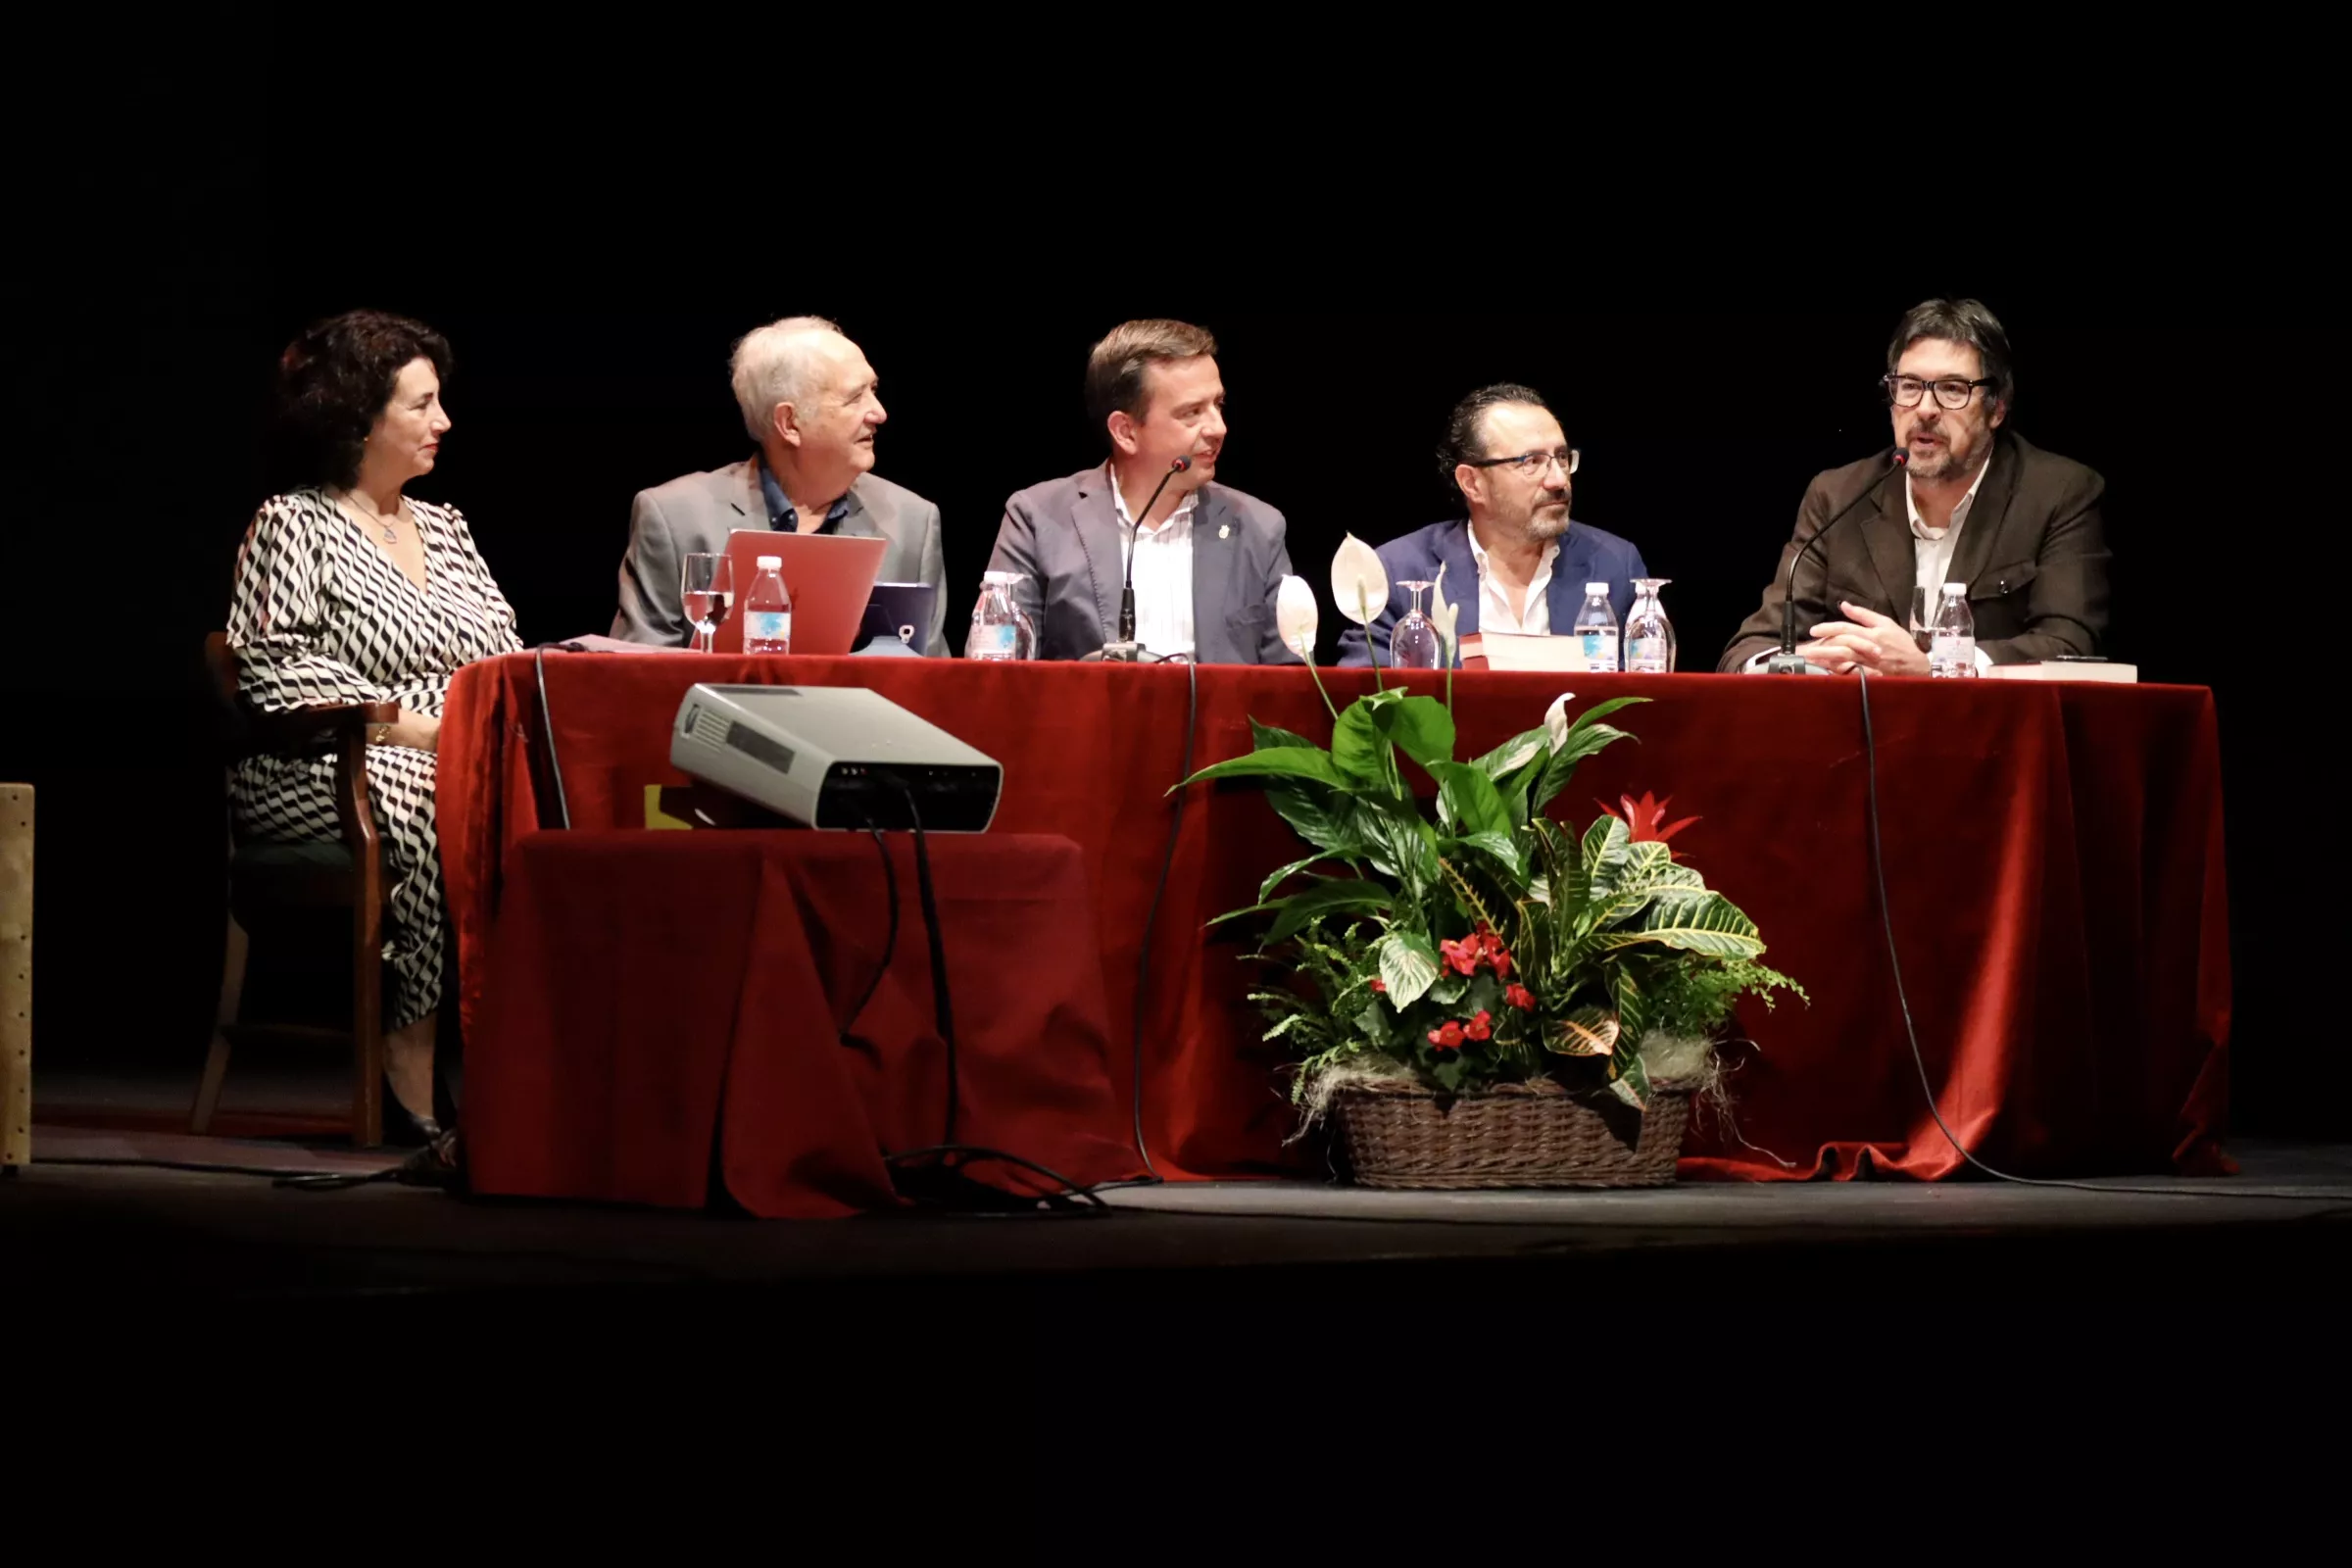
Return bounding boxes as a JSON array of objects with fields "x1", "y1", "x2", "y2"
[{"x1": 439, "y1": 655, "x2": 2231, "y2": 1183}]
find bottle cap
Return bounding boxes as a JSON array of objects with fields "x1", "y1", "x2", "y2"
[
  {"x1": 1942, "y1": 581, "x2": 1966, "y2": 594},
  {"x1": 757, "y1": 555, "x2": 782, "y2": 570},
  {"x1": 1586, "y1": 582, "x2": 1609, "y2": 596},
  {"x1": 981, "y1": 569, "x2": 1020, "y2": 585}
]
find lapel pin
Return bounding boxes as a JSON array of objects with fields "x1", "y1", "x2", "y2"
[{"x1": 1218, "y1": 523, "x2": 1231, "y2": 540}]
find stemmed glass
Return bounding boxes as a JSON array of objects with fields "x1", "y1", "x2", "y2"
[
  {"x1": 1626, "y1": 578, "x2": 1677, "y2": 672},
  {"x1": 1391, "y1": 580, "x2": 1442, "y2": 669},
  {"x1": 681, "y1": 553, "x2": 733, "y2": 654}
]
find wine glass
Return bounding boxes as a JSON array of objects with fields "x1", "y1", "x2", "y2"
[
  {"x1": 1906, "y1": 585, "x2": 1933, "y2": 654},
  {"x1": 1626, "y1": 578, "x2": 1677, "y2": 672},
  {"x1": 681, "y1": 554, "x2": 733, "y2": 654},
  {"x1": 1391, "y1": 580, "x2": 1442, "y2": 669}
]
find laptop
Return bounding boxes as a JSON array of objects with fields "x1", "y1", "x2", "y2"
[
  {"x1": 857, "y1": 583, "x2": 937, "y2": 653},
  {"x1": 713, "y1": 529, "x2": 889, "y2": 657}
]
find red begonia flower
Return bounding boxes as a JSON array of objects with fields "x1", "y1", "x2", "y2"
[
  {"x1": 1504, "y1": 984, "x2": 1536, "y2": 1011},
  {"x1": 1369, "y1": 977, "x2": 1388, "y2": 994},
  {"x1": 1428, "y1": 1020, "x2": 1465, "y2": 1052},
  {"x1": 1464, "y1": 1009, "x2": 1493, "y2": 1042}
]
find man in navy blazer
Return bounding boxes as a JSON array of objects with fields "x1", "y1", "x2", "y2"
[{"x1": 1340, "y1": 384, "x2": 1647, "y2": 666}]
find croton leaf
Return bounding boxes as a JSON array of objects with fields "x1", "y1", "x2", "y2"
[
  {"x1": 1546, "y1": 1004, "x2": 1621, "y2": 1057},
  {"x1": 1593, "y1": 890, "x2": 1765, "y2": 959},
  {"x1": 1376, "y1": 930, "x2": 1443, "y2": 1008},
  {"x1": 1608, "y1": 1051, "x2": 1652, "y2": 1110}
]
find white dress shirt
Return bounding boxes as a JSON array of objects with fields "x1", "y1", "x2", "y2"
[
  {"x1": 1907, "y1": 459, "x2": 1994, "y2": 671},
  {"x1": 1111, "y1": 462, "x2": 1196, "y2": 659},
  {"x1": 1465, "y1": 521, "x2": 1560, "y2": 635}
]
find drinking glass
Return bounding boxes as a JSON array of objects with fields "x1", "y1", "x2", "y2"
[
  {"x1": 1391, "y1": 580, "x2": 1442, "y2": 669},
  {"x1": 681, "y1": 554, "x2": 733, "y2": 654},
  {"x1": 1907, "y1": 585, "x2": 1933, "y2": 654},
  {"x1": 1627, "y1": 577, "x2": 1677, "y2": 672}
]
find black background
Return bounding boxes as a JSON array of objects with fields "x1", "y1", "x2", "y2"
[{"x1": 6, "y1": 33, "x2": 2335, "y2": 1137}]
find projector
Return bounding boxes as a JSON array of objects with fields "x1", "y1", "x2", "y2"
[{"x1": 669, "y1": 684, "x2": 1002, "y2": 832}]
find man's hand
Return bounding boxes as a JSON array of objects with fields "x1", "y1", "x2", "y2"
[{"x1": 1795, "y1": 601, "x2": 1930, "y2": 677}]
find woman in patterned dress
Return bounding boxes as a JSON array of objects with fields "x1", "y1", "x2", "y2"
[{"x1": 226, "y1": 311, "x2": 521, "y2": 1142}]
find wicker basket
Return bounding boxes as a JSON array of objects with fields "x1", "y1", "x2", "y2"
[{"x1": 1331, "y1": 1077, "x2": 1690, "y2": 1189}]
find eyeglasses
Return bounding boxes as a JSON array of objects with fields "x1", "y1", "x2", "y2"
[
  {"x1": 1464, "y1": 447, "x2": 1580, "y2": 476},
  {"x1": 1883, "y1": 373, "x2": 1996, "y2": 410}
]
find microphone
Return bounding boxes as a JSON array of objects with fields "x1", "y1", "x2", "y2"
[
  {"x1": 1766, "y1": 447, "x2": 1908, "y2": 674},
  {"x1": 1102, "y1": 455, "x2": 1191, "y2": 662}
]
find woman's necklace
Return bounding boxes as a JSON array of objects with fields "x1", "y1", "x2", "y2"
[{"x1": 338, "y1": 488, "x2": 403, "y2": 545}]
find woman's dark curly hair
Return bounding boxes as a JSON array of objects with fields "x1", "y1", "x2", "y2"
[{"x1": 275, "y1": 310, "x2": 452, "y2": 489}]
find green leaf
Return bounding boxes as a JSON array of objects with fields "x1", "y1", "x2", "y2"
[
  {"x1": 1330, "y1": 700, "x2": 1389, "y2": 787},
  {"x1": 1380, "y1": 696, "x2": 1457, "y2": 770},
  {"x1": 1357, "y1": 798, "x2": 1441, "y2": 898},
  {"x1": 1611, "y1": 966, "x2": 1652, "y2": 1054},
  {"x1": 1355, "y1": 1001, "x2": 1397, "y2": 1048},
  {"x1": 1545, "y1": 1004, "x2": 1621, "y2": 1057},
  {"x1": 1470, "y1": 726, "x2": 1550, "y2": 781},
  {"x1": 1264, "y1": 781, "x2": 1373, "y2": 859},
  {"x1": 1431, "y1": 1055, "x2": 1466, "y2": 1094},
  {"x1": 1580, "y1": 815, "x2": 1633, "y2": 888},
  {"x1": 1428, "y1": 762, "x2": 1511, "y2": 839},
  {"x1": 1609, "y1": 1052, "x2": 1652, "y2": 1110},
  {"x1": 1175, "y1": 747, "x2": 1347, "y2": 793},
  {"x1": 1250, "y1": 718, "x2": 1320, "y2": 751},
  {"x1": 1530, "y1": 723, "x2": 1638, "y2": 814},
  {"x1": 1256, "y1": 854, "x2": 1326, "y2": 905},
  {"x1": 1593, "y1": 891, "x2": 1765, "y2": 960},
  {"x1": 1377, "y1": 930, "x2": 1442, "y2": 1008},
  {"x1": 1264, "y1": 879, "x2": 1394, "y2": 947},
  {"x1": 1456, "y1": 828, "x2": 1529, "y2": 882},
  {"x1": 1429, "y1": 974, "x2": 1468, "y2": 1006}
]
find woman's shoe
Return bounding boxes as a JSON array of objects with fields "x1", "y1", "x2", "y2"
[{"x1": 378, "y1": 1073, "x2": 444, "y2": 1148}]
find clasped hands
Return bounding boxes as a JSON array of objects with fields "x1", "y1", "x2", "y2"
[{"x1": 1792, "y1": 601, "x2": 1929, "y2": 676}]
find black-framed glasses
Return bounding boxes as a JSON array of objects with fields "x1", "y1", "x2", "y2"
[
  {"x1": 1883, "y1": 373, "x2": 1995, "y2": 410},
  {"x1": 1464, "y1": 446, "x2": 1580, "y2": 476}
]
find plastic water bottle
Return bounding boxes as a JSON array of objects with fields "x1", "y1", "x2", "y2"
[
  {"x1": 1572, "y1": 582, "x2": 1620, "y2": 672},
  {"x1": 965, "y1": 569, "x2": 1036, "y2": 661},
  {"x1": 743, "y1": 555, "x2": 792, "y2": 655},
  {"x1": 1625, "y1": 578, "x2": 1676, "y2": 673},
  {"x1": 1928, "y1": 581, "x2": 1976, "y2": 678}
]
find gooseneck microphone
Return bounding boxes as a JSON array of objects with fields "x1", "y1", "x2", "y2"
[
  {"x1": 1767, "y1": 447, "x2": 1908, "y2": 674},
  {"x1": 1103, "y1": 455, "x2": 1191, "y2": 660}
]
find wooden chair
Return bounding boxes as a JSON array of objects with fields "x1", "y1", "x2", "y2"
[{"x1": 191, "y1": 632, "x2": 400, "y2": 1147}]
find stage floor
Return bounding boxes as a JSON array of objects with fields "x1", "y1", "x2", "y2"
[{"x1": 12, "y1": 1065, "x2": 2348, "y2": 1325}]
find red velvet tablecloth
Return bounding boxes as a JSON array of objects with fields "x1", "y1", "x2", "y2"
[
  {"x1": 440, "y1": 656, "x2": 2230, "y2": 1183},
  {"x1": 462, "y1": 830, "x2": 1143, "y2": 1217}
]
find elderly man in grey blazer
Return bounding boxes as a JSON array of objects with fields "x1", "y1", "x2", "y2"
[
  {"x1": 612, "y1": 316, "x2": 948, "y2": 654},
  {"x1": 988, "y1": 318, "x2": 1298, "y2": 664}
]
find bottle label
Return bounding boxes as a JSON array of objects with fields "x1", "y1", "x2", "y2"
[
  {"x1": 1931, "y1": 632, "x2": 1973, "y2": 674},
  {"x1": 1628, "y1": 636, "x2": 1667, "y2": 673},
  {"x1": 969, "y1": 623, "x2": 1019, "y2": 660},
  {"x1": 745, "y1": 611, "x2": 791, "y2": 650},
  {"x1": 1580, "y1": 630, "x2": 1619, "y2": 671}
]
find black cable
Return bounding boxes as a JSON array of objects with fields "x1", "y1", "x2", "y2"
[
  {"x1": 1857, "y1": 670, "x2": 2338, "y2": 1201},
  {"x1": 844, "y1": 823, "x2": 900, "y2": 1042},
  {"x1": 36, "y1": 1154, "x2": 389, "y2": 1180},
  {"x1": 1117, "y1": 655, "x2": 1198, "y2": 1184},
  {"x1": 882, "y1": 1145, "x2": 1110, "y2": 1211},
  {"x1": 890, "y1": 780, "x2": 957, "y2": 1149},
  {"x1": 533, "y1": 647, "x2": 572, "y2": 829}
]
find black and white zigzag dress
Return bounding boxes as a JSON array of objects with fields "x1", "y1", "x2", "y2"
[{"x1": 225, "y1": 490, "x2": 521, "y2": 1030}]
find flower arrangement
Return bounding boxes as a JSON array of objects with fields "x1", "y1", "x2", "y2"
[{"x1": 1179, "y1": 537, "x2": 1800, "y2": 1131}]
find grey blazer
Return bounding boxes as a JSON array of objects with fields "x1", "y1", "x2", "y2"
[
  {"x1": 986, "y1": 466, "x2": 1300, "y2": 664},
  {"x1": 611, "y1": 458, "x2": 948, "y2": 655}
]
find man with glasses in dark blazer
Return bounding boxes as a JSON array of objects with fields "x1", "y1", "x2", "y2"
[{"x1": 1718, "y1": 298, "x2": 2111, "y2": 673}]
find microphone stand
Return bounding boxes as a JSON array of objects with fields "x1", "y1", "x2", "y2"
[
  {"x1": 1091, "y1": 456, "x2": 1191, "y2": 663},
  {"x1": 1766, "y1": 447, "x2": 1909, "y2": 674}
]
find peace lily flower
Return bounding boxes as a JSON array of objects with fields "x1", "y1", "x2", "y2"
[
  {"x1": 1275, "y1": 574, "x2": 1319, "y2": 662},
  {"x1": 1331, "y1": 533, "x2": 1389, "y2": 628},
  {"x1": 1429, "y1": 561, "x2": 1461, "y2": 665},
  {"x1": 1544, "y1": 691, "x2": 1579, "y2": 753}
]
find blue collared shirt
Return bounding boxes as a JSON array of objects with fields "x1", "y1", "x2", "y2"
[{"x1": 758, "y1": 460, "x2": 853, "y2": 535}]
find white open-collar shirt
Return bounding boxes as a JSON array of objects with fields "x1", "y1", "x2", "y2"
[{"x1": 1111, "y1": 462, "x2": 1198, "y2": 659}]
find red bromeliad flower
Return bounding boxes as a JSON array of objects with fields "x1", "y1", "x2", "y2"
[
  {"x1": 1504, "y1": 983, "x2": 1536, "y2": 1011},
  {"x1": 1598, "y1": 791, "x2": 1700, "y2": 848},
  {"x1": 1463, "y1": 1009, "x2": 1493, "y2": 1042},
  {"x1": 1428, "y1": 1020, "x2": 1465, "y2": 1052}
]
